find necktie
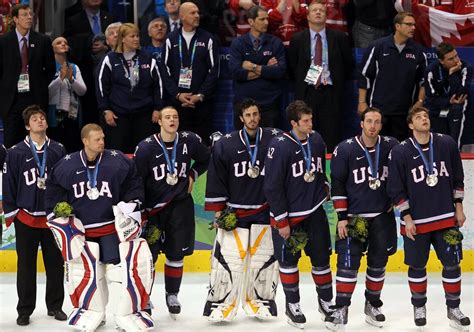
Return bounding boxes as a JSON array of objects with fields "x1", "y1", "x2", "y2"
[
  {"x1": 172, "y1": 22, "x2": 178, "y2": 32},
  {"x1": 314, "y1": 33, "x2": 322, "y2": 87},
  {"x1": 253, "y1": 38, "x2": 260, "y2": 51},
  {"x1": 21, "y1": 37, "x2": 28, "y2": 74},
  {"x1": 92, "y1": 15, "x2": 101, "y2": 35}
]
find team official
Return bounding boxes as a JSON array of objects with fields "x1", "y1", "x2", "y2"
[
  {"x1": 264, "y1": 100, "x2": 333, "y2": 329},
  {"x1": 134, "y1": 106, "x2": 210, "y2": 317},
  {"x1": 388, "y1": 107, "x2": 470, "y2": 330},
  {"x1": 3, "y1": 105, "x2": 66, "y2": 326},
  {"x1": 45, "y1": 124, "x2": 153, "y2": 331},
  {"x1": 203, "y1": 99, "x2": 281, "y2": 322},
  {"x1": 327, "y1": 107, "x2": 398, "y2": 329}
]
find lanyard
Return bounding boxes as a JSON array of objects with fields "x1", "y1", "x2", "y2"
[
  {"x1": 438, "y1": 66, "x2": 450, "y2": 95},
  {"x1": 81, "y1": 150, "x2": 102, "y2": 189},
  {"x1": 28, "y1": 136, "x2": 48, "y2": 178},
  {"x1": 413, "y1": 133, "x2": 435, "y2": 176},
  {"x1": 290, "y1": 131, "x2": 312, "y2": 172},
  {"x1": 158, "y1": 134, "x2": 178, "y2": 174},
  {"x1": 178, "y1": 35, "x2": 197, "y2": 69},
  {"x1": 361, "y1": 136, "x2": 380, "y2": 179},
  {"x1": 242, "y1": 128, "x2": 260, "y2": 168}
]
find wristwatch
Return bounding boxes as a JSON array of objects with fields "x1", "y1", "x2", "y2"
[
  {"x1": 197, "y1": 94, "x2": 204, "y2": 102},
  {"x1": 252, "y1": 63, "x2": 257, "y2": 72}
]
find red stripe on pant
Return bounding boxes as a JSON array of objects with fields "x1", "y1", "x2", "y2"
[
  {"x1": 280, "y1": 272, "x2": 299, "y2": 284},
  {"x1": 443, "y1": 281, "x2": 461, "y2": 294},
  {"x1": 312, "y1": 273, "x2": 333, "y2": 285},
  {"x1": 366, "y1": 279, "x2": 384, "y2": 292},
  {"x1": 409, "y1": 281, "x2": 427, "y2": 294},
  {"x1": 337, "y1": 282, "x2": 356, "y2": 294},
  {"x1": 165, "y1": 265, "x2": 183, "y2": 279}
]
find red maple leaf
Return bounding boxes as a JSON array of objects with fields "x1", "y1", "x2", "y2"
[{"x1": 441, "y1": 18, "x2": 474, "y2": 46}]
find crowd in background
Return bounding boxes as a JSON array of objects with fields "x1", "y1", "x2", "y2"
[{"x1": 0, "y1": 0, "x2": 472, "y2": 153}]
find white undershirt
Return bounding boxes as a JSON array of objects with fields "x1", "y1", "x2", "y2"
[{"x1": 181, "y1": 30, "x2": 196, "y2": 48}]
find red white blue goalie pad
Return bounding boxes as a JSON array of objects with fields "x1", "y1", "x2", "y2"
[
  {"x1": 47, "y1": 216, "x2": 86, "y2": 261},
  {"x1": 113, "y1": 201, "x2": 142, "y2": 242}
]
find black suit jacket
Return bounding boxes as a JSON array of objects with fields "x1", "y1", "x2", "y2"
[
  {"x1": 288, "y1": 28, "x2": 353, "y2": 101},
  {"x1": 64, "y1": 10, "x2": 115, "y2": 65},
  {"x1": 0, "y1": 30, "x2": 55, "y2": 118}
]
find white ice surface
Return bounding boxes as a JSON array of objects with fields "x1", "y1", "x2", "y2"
[{"x1": 0, "y1": 272, "x2": 472, "y2": 332}]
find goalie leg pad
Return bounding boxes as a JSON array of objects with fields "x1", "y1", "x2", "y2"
[
  {"x1": 107, "y1": 238, "x2": 154, "y2": 331},
  {"x1": 47, "y1": 216, "x2": 85, "y2": 261},
  {"x1": 242, "y1": 224, "x2": 279, "y2": 319},
  {"x1": 205, "y1": 227, "x2": 249, "y2": 322},
  {"x1": 66, "y1": 241, "x2": 107, "y2": 331}
]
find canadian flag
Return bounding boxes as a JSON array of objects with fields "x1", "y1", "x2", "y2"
[{"x1": 412, "y1": 4, "x2": 474, "y2": 46}]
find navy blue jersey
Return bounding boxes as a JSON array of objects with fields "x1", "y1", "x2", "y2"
[
  {"x1": 331, "y1": 135, "x2": 398, "y2": 220},
  {"x1": 4, "y1": 137, "x2": 66, "y2": 228},
  {"x1": 263, "y1": 131, "x2": 329, "y2": 228},
  {"x1": 205, "y1": 127, "x2": 281, "y2": 222},
  {"x1": 387, "y1": 133, "x2": 464, "y2": 234},
  {"x1": 134, "y1": 131, "x2": 210, "y2": 213},
  {"x1": 45, "y1": 149, "x2": 144, "y2": 237}
]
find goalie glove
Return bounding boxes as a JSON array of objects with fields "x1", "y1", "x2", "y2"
[
  {"x1": 113, "y1": 201, "x2": 142, "y2": 242},
  {"x1": 47, "y1": 216, "x2": 86, "y2": 261}
]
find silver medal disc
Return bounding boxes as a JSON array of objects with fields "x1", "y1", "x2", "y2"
[
  {"x1": 37, "y1": 177, "x2": 46, "y2": 190},
  {"x1": 303, "y1": 171, "x2": 315, "y2": 183},
  {"x1": 368, "y1": 178, "x2": 381, "y2": 190},
  {"x1": 87, "y1": 187, "x2": 100, "y2": 200},
  {"x1": 247, "y1": 165, "x2": 260, "y2": 178},
  {"x1": 166, "y1": 173, "x2": 178, "y2": 186},
  {"x1": 426, "y1": 174, "x2": 438, "y2": 187}
]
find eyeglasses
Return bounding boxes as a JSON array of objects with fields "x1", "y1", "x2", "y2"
[{"x1": 400, "y1": 22, "x2": 416, "y2": 27}]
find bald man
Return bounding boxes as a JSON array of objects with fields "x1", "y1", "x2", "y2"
[{"x1": 161, "y1": 1, "x2": 219, "y2": 145}]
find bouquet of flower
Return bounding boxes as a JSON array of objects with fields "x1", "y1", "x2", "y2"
[
  {"x1": 286, "y1": 227, "x2": 308, "y2": 255},
  {"x1": 53, "y1": 202, "x2": 74, "y2": 218},
  {"x1": 145, "y1": 224, "x2": 162, "y2": 246},
  {"x1": 346, "y1": 215, "x2": 369, "y2": 242},
  {"x1": 443, "y1": 228, "x2": 463, "y2": 245},
  {"x1": 209, "y1": 208, "x2": 237, "y2": 231}
]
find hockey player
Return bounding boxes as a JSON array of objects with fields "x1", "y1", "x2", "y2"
[
  {"x1": 263, "y1": 100, "x2": 333, "y2": 329},
  {"x1": 134, "y1": 106, "x2": 210, "y2": 317},
  {"x1": 327, "y1": 107, "x2": 398, "y2": 330},
  {"x1": 45, "y1": 124, "x2": 154, "y2": 331},
  {"x1": 388, "y1": 106, "x2": 470, "y2": 331},
  {"x1": 203, "y1": 98, "x2": 281, "y2": 322},
  {"x1": 3, "y1": 105, "x2": 67, "y2": 326}
]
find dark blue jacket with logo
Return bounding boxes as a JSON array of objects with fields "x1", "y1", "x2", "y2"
[
  {"x1": 229, "y1": 32, "x2": 286, "y2": 106},
  {"x1": 358, "y1": 35, "x2": 427, "y2": 115}
]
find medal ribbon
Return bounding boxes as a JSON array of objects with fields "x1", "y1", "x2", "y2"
[
  {"x1": 84, "y1": 151, "x2": 101, "y2": 189},
  {"x1": 413, "y1": 133, "x2": 435, "y2": 176},
  {"x1": 362, "y1": 136, "x2": 380, "y2": 179},
  {"x1": 242, "y1": 128, "x2": 260, "y2": 168},
  {"x1": 290, "y1": 131, "x2": 312, "y2": 173},
  {"x1": 179, "y1": 36, "x2": 197, "y2": 70},
  {"x1": 29, "y1": 136, "x2": 48, "y2": 178},
  {"x1": 158, "y1": 134, "x2": 178, "y2": 174}
]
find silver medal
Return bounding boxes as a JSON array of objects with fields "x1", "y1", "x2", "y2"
[
  {"x1": 166, "y1": 173, "x2": 178, "y2": 186},
  {"x1": 368, "y1": 178, "x2": 381, "y2": 190},
  {"x1": 426, "y1": 174, "x2": 438, "y2": 187},
  {"x1": 303, "y1": 171, "x2": 315, "y2": 183},
  {"x1": 247, "y1": 165, "x2": 260, "y2": 178},
  {"x1": 87, "y1": 187, "x2": 100, "y2": 200},
  {"x1": 37, "y1": 177, "x2": 46, "y2": 190}
]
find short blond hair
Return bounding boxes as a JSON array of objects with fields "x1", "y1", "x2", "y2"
[
  {"x1": 81, "y1": 123, "x2": 103, "y2": 140},
  {"x1": 115, "y1": 23, "x2": 140, "y2": 53}
]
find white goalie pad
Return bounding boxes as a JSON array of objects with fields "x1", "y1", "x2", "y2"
[
  {"x1": 47, "y1": 216, "x2": 85, "y2": 261},
  {"x1": 66, "y1": 241, "x2": 108, "y2": 331},
  {"x1": 205, "y1": 227, "x2": 249, "y2": 322},
  {"x1": 107, "y1": 238, "x2": 154, "y2": 331},
  {"x1": 113, "y1": 201, "x2": 142, "y2": 242},
  {"x1": 242, "y1": 224, "x2": 279, "y2": 319}
]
